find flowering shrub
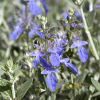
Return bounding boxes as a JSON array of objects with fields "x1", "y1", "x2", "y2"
[{"x1": 0, "y1": 0, "x2": 100, "y2": 100}]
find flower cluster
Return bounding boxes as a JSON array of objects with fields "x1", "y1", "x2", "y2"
[
  {"x1": 61, "y1": 10, "x2": 83, "y2": 30},
  {"x1": 29, "y1": 32, "x2": 80, "y2": 91}
]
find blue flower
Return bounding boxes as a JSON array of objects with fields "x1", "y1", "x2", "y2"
[
  {"x1": 40, "y1": 56, "x2": 60, "y2": 91},
  {"x1": 60, "y1": 58, "x2": 79, "y2": 75},
  {"x1": 71, "y1": 34, "x2": 88, "y2": 48},
  {"x1": 24, "y1": 0, "x2": 48, "y2": 15},
  {"x1": 41, "y1": 64, "x2": 60, "y2": 91},
  {"x1": 9, "y1": 18, "x2": 23, "y2": 40},
  {"x1": 71, "y1": 34, "x2": 88, "y2": 62},
  {"x1": 29, "y1": 44, "x2": 45, "y2": 68},
  {"x1": 77, "y1": 23, "x2": 83, "y2": 29},
  {"x1": 28, "y1": 23, "x2": 44, "y2": 38},
  {"x1": 74, "y1": 10, "x2": 81, "y2": 18}
]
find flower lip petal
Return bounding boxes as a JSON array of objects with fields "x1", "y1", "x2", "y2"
[
  {"x1": 66, "y1": 63, "x2": 79, "y2": 75},
  {"x1": 78, "y1": 46, "x2": 88, "y2": 63},
  {"x1": 49, "y1": 53, "x2": 60, "y2": 67},
  {"x1": 40, "y1": 0, "x2": 48, "y2": 14},
  {"x1": 46, "y1": 73, "x2": 57, "y2": 91},
  {"x1": 32, "y1": 58, "x2": 39, "y2": 68},
  {"x1": 60, "y1": 58, "x2": 70, "y2": 63}
]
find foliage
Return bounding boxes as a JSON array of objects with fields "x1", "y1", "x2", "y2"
[{"x1": 0, "y1": 0, "x2": 100, "y2": 100}]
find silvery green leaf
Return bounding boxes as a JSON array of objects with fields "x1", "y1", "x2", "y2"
[
  {"x1": 86, "y1": 10, "x2": 96, "y2": 30},
  {"x1": 92, "y1": 92, "x2": 100, "y2": 97},
  {"x1": 0, "y1": 79, "x2": 12, "y2": 99},
  {"x1": 89, "y1": 37, "x2": 99, "y2": 58},
  {"x1": 57, "y1": 79, "x2": 68, "y2": 89},
  {"x1": 38, "y1": 68, "x2": 46, "y2": 88},
  {"x1": 75, "y1": 69, "x2": 88, "y2": 83},
  {"x1": 91, "y1": 78, "x2": 100, "y2": 92},
  {"x1": 16, "y1": 79, "x2": 33, "y2": 100}
]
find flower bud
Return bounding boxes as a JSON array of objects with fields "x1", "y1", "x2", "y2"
[
  {"x1": 38, "y1": 28, "x2": 43, "y2": 32},
  {"x1": 77, "y1": 23, "x2": 83, "y2": 29},
  {"x1": 68, "y1": 7, "x2": 74, "y2": 16},
  {"x1": 71, "y1": 17, "x2": 76, "y2": 22},
  {"x1": 70, "y1": 22, "x2": 77, "y2": 30},
  {"x1": 45, "y1": 33, "x2": 51, "y2": 39}
]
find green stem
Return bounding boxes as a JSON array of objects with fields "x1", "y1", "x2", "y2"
[
  {"x1": 9, "y1": 73, "x2": 16, "y2": 99},
  {"x1": 25, "y1": 4, "x2": 29, "y2": 51},
  {"x1": 12, "y1": 81, "x2": 15, "y2": 99},
  {"x1": 89, "y1": 0, "x2": 93, "y2": 11},
  {"x1": 80, "y1": 5, "x2": 99, "y2": 60},
  {"x1": 71, "y1": 74, "x2": 75, "y2": 100}
]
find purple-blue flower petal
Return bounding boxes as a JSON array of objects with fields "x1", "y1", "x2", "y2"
[
  {"x1": 32, "y1": 58, "x2": 39, "y2": 68},
  {"x1": 70, "y1": 42, "x2": 78, "y2": 48},
  {"x1": 35, "y1": 31, "x2": 44, "y2": 38},
  {"x1": 54, "y1": 47, "x2": 63, "y2": 55},
  {"x1": 41, "y1": 67, "x2": 60, "y2": 74},
  {"x1": 9, "y1": 30, "x2": 19, "y2": 40},
  {"x1": 40, "y1": 57, "x2": 51, "y2": 69},
  {"x1": 49, "y1": 53, "x2": 60, "y2": 67},
  {"x1": 60, "y1": 58, "x2": 70, "y2": 63},
  {"x1": 40, "y1": 0, "x2": 48, "y2": 14},
  {"x1": 39, "y1": 51, "x2": 46, "y2": 56},
  {"x1": 29, "y1": 50, "x2": 38, "y2": 56},
  {"x1": 9, "y1": 26, "x2": 23, "y2": 40},
  {"x1": 66, "y1": 63, "x2": 79, "y2": 75},
  {"x1": 28, "y1": 30, "x2": 34, "y2": 38},
  {"x1": 46, "y1": 73, "x2": 57, "y2": 91},
  {"x1": 78, "y1": 46, "x2": 88, "y2": 63},
  {"x1": 28, "y1": 0, "x2": 41, "y2": 15},
  {"x1": 73, "y1": 34, "x2": 81, "y2": 41},
  {"x1": 79, "y1": 40, "x2": 88, "y2": 46}
]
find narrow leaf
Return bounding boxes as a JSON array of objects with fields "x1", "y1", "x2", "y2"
[
  {"x1": 75, "y1": 70, "x2": 88, "y2": 83},
  {"x1": 16, "y1": 79, "x2": 33, "y2": 100},
  {"x1": 91, "y1": 78, "x2": 100, "y2": 92}
]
